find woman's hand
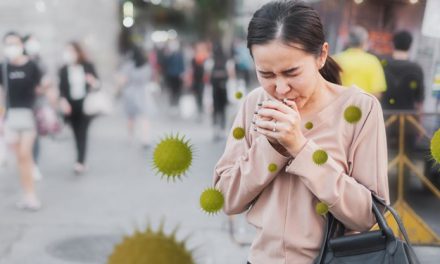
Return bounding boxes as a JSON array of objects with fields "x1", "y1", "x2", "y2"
[
  {"x1": 59, "y1": 98, "x2": 72, "y2": 115},
  {"x1": 85, "y1": 74, "x2": 100, "y2": 90},
  {"x1": 254, "y1": 99, "x2": 307, "y2": 157}
]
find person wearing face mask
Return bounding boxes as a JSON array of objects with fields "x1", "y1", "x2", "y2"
[
  {"x1": 213, "y1": 1, "x2": 389, "y2": 263},
  {"x1": 58, "y1": 41, "x2": 99, "y2": 175},
  {"x1": 0, "y1": 31, "x2": 42, "y2": 210}
]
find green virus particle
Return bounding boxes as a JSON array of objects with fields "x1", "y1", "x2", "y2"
[
  {"x1": 233, "y1": 127, "x2": 245, "y2": 140},
  {"x1": 389, "y1": 98, "x2": 396, "y2": 105},
  {"x1": 108, "y1": 223, "x2": 195, "y2": 264},
  {"x1": 344, "y1": 105, "x2": 362, "y2": 124},
  {"x1": 153, "y1": 134, "x2": 193, "y2": 180},
  {"x1": 430, "y1": 128, "x2": 440, "y2": 164},
  {"x1": 305, "y1": 121, "x2": 314, "y2": 130},
  {"x1": 315, "y1": 202, "x2": 329, "y2": 216},
  {"x1": 380, "y1": 59, "x2": 388, "y2": 67},
  {"x1": 268, "y1": 163, "x2": 278, "y2": 173},
  {"x1": 409, "y1": 80, "x2": 418, "y2": 90},
  {"x1": 235, "y1": 91, "x2": 243, "y2": 99},
  {"x1": 200, "y1": 187, "x2": 224, "y2": 214},
  {"x1": 313, "y1": 150, "x2": 328, "y2": 165}
]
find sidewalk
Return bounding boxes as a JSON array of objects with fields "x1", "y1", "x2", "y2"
[{"x1": 0, "y1": 106, "x2": 248, "y2": 264}]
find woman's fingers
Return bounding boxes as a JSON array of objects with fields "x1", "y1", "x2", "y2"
[
  {"x1": 254, "y1": 125, "x2": 279, "y2": 139},
  {"x1": 260, "y1": 99, "x2": 294, "y2": 115},
  {"x1": 282, "y1": 99, "x2": 299, "y2": 112},
  {"x1": 256, "y1": 108, "x2": 286, "y2": 122},
  {"x1": 254, "y1": 118, "x2": 280, "y2": 132}
]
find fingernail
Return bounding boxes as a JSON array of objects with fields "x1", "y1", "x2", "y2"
[
  {"x1": 257, "y1": 102, "x2": 262, "y2": 107},
  {"x1": 254, "y1": 111, "x2": 258, "y2": 114},
  {"x1": 253, "y1": 127, "x2": 257, "y2": 131},
  {"x1": 252, "y1": 120, "x2": 256, "y2": 125}
]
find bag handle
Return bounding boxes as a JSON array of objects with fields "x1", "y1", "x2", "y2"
[
  {"x1": 372, "y1": 194, "x2": 419, "y2": 264},
  {"x1": 2, "y1": 61, "x2": 9, "y2": 118}
]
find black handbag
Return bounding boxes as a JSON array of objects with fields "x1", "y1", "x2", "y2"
[{"x1": 314, "y1": 194, "x2": 420, "y2": 264}]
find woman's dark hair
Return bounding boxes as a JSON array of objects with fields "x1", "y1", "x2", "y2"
[
  {"x1": 247, "y1": 0, "x2": 341, "y2": 85},
  {"x1": 3, "y1": 31, "x2": 22, "y2": 43},
  {"x1": 393, "y1": 30, "x2": 412, "y2": 52},
  {"x1": 69, "y1": 41, "x2": 88, "y2": 64},
  {"x1": 132, "y1": 46, "x2": 147, "y2": 68}
]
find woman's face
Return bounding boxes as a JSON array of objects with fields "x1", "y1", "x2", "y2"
[
  {"x1": 63, "y1": 45, "x2": 78, "y2": 64},
  {"x1": 251, "y1": 40, "x2": 327, "y2": 110}
]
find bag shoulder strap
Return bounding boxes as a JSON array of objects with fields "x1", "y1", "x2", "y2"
[
  {"x1": 2, "y1": 62, "x2": 9, "y2": 117},
  {"x1": 372, "y1": 195, "x2": 420, "y2": 264}
]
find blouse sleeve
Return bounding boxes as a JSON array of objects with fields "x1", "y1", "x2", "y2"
[
  {"x1": 285, "y1": 98, "x2": 389, "y2": 231},
  {"x1": 213, "y1": 96, "x2": 291, "y2": 215}
]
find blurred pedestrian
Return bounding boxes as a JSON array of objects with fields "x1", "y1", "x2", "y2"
[
  {"x1": 209, "y1": 42, "x2": 229, "y2": 141},
  {"x1": 382, "y1": 30, "x2": 424, "y2": 112},
  {"x1": 335, "y1": 25, "x2": 387, "y2": 99},
  {"x1": 118, "y1": 46, "x2": 154, "y2": 148},
  {"x1": 0, "y1": 31, "x2": 42, "y2": 210},
  {"x1": 164, "y1": 39, "x2": 185, "y2": 114},
  {"x1": 58, "y1": 41, "x2": 99, "y2": 175},
  {"x1": 191, "y1": 41, "x2": 209, "y2": 121},
  {"x1": 233, "y1": 38, "x2": 253, "y2": 88},
  {"x1": 382, "y1": 30, "x2": 424, "y2": 151}
]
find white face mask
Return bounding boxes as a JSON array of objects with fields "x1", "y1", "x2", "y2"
[
  {"x1": 4, "y1": 45, "x2": 23, "y2": 60},
  {"x1": 25, "y1": 40, "x2": 41, "y2": 56},
  {"x1": 63, "y1": 50, "x2": 77, "y2": 64}
]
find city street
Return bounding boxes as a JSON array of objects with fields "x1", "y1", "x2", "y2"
[{"x1": 1, "y1": 100, "x2": 439, "y2": 264}]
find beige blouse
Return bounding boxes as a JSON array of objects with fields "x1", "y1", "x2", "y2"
[{"x1": 213, "y1": 86, "x2": 389, "y2": 264}]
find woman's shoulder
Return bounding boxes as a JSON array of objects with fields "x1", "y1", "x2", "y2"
[
  {"x1": 341, "y1": 85, "x2": 383, "y2": 119},
  {"x1": 245, "y1": 86, "x2": 268, "y2": 103}
]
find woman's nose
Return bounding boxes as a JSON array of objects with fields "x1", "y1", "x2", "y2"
[{"x1": 275, "y1": 78, "x2": 291, "y2": 95}]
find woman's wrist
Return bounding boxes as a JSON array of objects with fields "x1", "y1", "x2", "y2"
[
  {"x1": 269, "y1": 140, "x2": 290, "y2": 157},
  {"x1": 287, "y1": 136, "x2": 308, "y2": 157}
]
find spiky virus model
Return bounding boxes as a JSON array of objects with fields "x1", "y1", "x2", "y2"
[
  {"x1": 431, "y1": 128, "x2": 440, "y2": 164},
  {"x1": 200, "y1": 187, "x2": 224, "y2": 214},
  {"x1": 315, "y1": 202, "x2": 329, "y2": 216},
  {"x1": 153, "y1": 134, "x2": 193, "y2": 180},
  {"x1": 268, "y1": 163, "x2": 278, "y2": 173},
  {"x1": 233, "y1": 127, "x2": 245, "y2": 140},
  {"x1": 108, "y1": 225, "x2": 195, "y2": 264},
  {"x1": 312, "y1": 150, "x2": 328, "y2": 165},
  {"x1": 344, "y1": 105, "x2": 362, "y2": 124},
  {"x1": 305, "y1": 121, "x2": 313, "y2": 130}
]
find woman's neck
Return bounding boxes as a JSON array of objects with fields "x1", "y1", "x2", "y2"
[
  {"x1": 10, "y1": 55, "x2": 28, "y2": 66},
  {"x1": 300, "y1": 77, "x2": 329, "y2": 116}
]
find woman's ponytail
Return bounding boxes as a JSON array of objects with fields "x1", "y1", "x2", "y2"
[{"x1": 319, "y1": 56, "x2": 342, "y2": 85}]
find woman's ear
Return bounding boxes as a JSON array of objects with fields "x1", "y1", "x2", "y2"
[{"x1": 319, "y1": 42, "x2": 329, "y2": 69}]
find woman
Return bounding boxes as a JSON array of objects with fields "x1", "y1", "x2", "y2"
[
  {"x1": 59, "y1": 41, "x2": 99, "y2": 174},
  {"x1": 1, "y1": 32, "x2": 42, "y2": 210},
  {"x1": 213, "y1": 1, "x2": 389, "y2": 263},
  {"x1": 119, "y1": 47, "x2": 154, "y2": 147}
]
